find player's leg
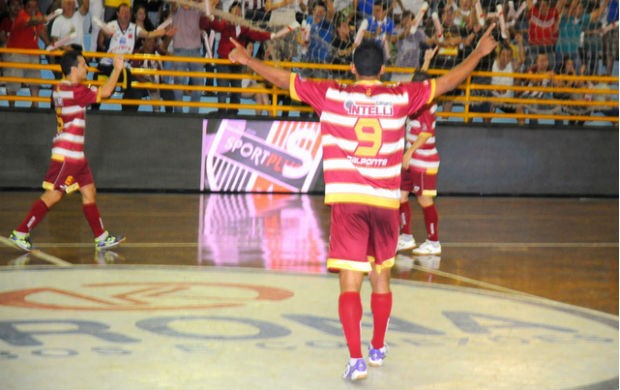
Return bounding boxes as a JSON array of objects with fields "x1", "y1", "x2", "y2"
[
  {"x1": 411, "y1": 170, "x2": 441, "y2": 255},
  {"x1": 338, "y1": 269, "x2": 367, "y2": 381},
  {"x1": 8, "y1": 158, "x2": 71, "y2": 250},
  {"x1": 413, "y1": 193, "x2": 441, "y2": 255},
  {"x1": 9, "y1": 189, "x2": 64, "y2": 251},
  {"x1": 328, "y1": 204, "x2": 371, "y2": 381},
  {"x1": 367, "y1": 265, "x2": 391, "y2": 366},
  {"x1": 397, "y1": 169, "x2": 416, "y2": 251},
  {"x1": 77, "y1": 165, "x2": 125, "y2": 249},
  {"x1": 366, "y1": 207, "x2": 398, "y2": 367}
]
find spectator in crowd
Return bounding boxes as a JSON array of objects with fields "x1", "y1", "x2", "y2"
[
  {"x1": 391, "y1": 9, "x2": 433, "y2": 81},
  {"x1": 525, "y1": 0, "x2": 565, "y2": 71},
  {"x1": 432, "y1": 4, "x2": 476, "y2": 114},
  {"x1": 365, "y1": 0, "x2": 398, "y2": 62},
  {"x1": 581, "y1": 0, "x2": 608, "y2": 75},
  {"x1": 131, "y1": 35, "x2": 174, "y2": 111},
  {"x1": 519, "y1": 51, "x2": 555, "y2": 124},
  {"x1": 553, "y1": 55, "x2": 586, "y2": 124},
  {"x1": 0, "y1": 0, "x2": 21, "y2": 48},
  {"x1": 488, "y1": 42, "x2": 525, "y2": 123},
  {"x1": 169, "y1": 0, "x2": 207, "y2": 113},
  {"x1": 602, "y1": 0, "x2": 618, "y2": 75},
  {"x1": 330, "y1": 12, "x2": 354, "y2": 79},
  {"x1": 96, "y1": 3, "x2": 174, "y2": 111},
  {"x1": 49, "y1": 0, "x2": 89, "y2": 50},
  {"x1": 588, "y1": 78, "x2": 619, "y2": 123},
  {"x1": 353, "y1": 0, "x2": 374, "y2": 19},
  {"x1": 556, "y1": 0, "x2": 607, "y2": 72},
  {"x1": 300, "y1": 0, "x2": 334, "y2": 78},
  {"x1": 507, "y1": 27, "x2": 526, "y2": 71},
  {"x1": 145, "y1": 0, "x2": 164, "y2": 26},
  {"x1": 448, "y1": 0, "x2": 476, "y2": 29},
  {"x1": 132, "y1": 2, "x2": 155, "y2": 51},
  {"x1": 265, "y1": 0, "x2": 304, "y2": 25},
  {"x1": 206, "y1": 0, "x2": 272, "y2": 115},
  {"x1": 4, "y1": 0, "x2": 50, "y2": 108},
  {"x1": 265, "y1": 0, "x2": 304, "y2": 62},
  {"x1": 242, "y1": 0, "x2": 266, "y2": 22}
]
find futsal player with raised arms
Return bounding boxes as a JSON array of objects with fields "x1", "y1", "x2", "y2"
[
  {"x1": 8, "y1": 52, "x2": 126, "y2": 251},
  {"x1": 228, "y1": 25, "x2": 497, "y2": 381}
]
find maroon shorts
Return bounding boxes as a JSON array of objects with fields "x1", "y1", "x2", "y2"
[
  {"x1": 42, "y1": 159, "x2": 94, "y2": 194},
  {"x1": 326, "y1": 203, "x2": 399, "y2": 273},
  {"x1": 400, "y1": 167, "x2": 437, "y2": 197}
]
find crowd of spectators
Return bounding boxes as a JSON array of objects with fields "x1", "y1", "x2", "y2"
[{"x1": 0, "y1": 0, "x2": 618, "y2": 120}]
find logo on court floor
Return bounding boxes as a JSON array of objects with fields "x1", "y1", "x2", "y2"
[
  {"x1": 0, "y1": 267, "x2": 617, "y2": 389},
  {"x1": 0, "y1": 282, "x2": 294, "y2": 311}
]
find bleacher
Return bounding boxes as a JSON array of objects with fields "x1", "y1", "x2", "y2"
[{"x1": 0, "y1": 0, "x2": 618, "y2": 125}]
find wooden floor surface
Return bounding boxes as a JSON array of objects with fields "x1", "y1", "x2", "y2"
[{"x1": 0, "y1": 192, "x2": 617, "y2": 315}]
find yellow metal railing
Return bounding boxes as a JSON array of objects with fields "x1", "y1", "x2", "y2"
[{"x1": 0, "y1": 47, "x2": 618, "y2": 124}]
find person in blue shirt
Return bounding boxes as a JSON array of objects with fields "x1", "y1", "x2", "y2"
[
  {"x1": 365, "y1": 0, "x2": 397, "y2": 63},
  {"x1": 302, "y1": 0, "x2": 335, "y2": 78}
]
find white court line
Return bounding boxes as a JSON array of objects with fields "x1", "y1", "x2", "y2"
[
  {"x1": 5, "y1": 242, "x2": 617, "y2": 249},
  {"x1": 0, "y1": 236, "x2": 73, "y2": 267},
  {"x1": 410, "y1": 264, "x2": 538, "y2": 297}
]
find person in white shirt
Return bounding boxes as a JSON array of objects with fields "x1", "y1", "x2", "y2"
[
  {"x1": 95, "y1": 3, "x2": 174, "y2": 110},
  {"x1": 50, "y1": 0, "x2": 89, "y2": 50}
]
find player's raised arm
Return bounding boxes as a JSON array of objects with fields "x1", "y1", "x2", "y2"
[
  {"x1": 434, "y1": 23, "x2": 497, "y2": 98},
  {"x1": 228, "y1": 38, "x2": 291, "y2": 90},
  {"x1": 100, "y1": 55, "x2": 124, "y2": 98}
]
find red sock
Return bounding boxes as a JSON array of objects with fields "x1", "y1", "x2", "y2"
[
  {"x1": 371, "y1": 292, "x2": 392, "y2": 349},
  {"x1": 399, "y1": 201, "x2": 411, "y2": 235},
  {"x1": 83, "y1": 203, "x2": 106, "y2": 238},
  {"x1": 16, "y1": 199, "x2": 49, "y2": 233},
  {"x1": 338, "y1": 292, "x2": 363, "y2": 359},
  {"x1": 422, "y1": 204, "x2": 439, "y2": 241}
]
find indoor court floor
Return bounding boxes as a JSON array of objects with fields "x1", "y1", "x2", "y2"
[{"x1": 0, "y1": 192, "x2": 617, "y2": 389}]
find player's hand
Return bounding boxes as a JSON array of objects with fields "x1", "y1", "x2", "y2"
[
  {"x1": 228, "y1": 37, "x2": 251, "y2": 65},
  {"x1": 112, "y1": 55, "x2": 124, "y2": 70},
  {"x1": 475, "y1": 23, "x2": 498, "y2": 57}
]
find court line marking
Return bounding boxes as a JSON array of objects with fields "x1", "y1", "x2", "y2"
[
  {"x1": 409, "y1": 263, "x2": 538, "y2": 297},
  {"x1": 0, "y1": 236, "x2": 73, "y2": 267},
  {"x1": 3, "y1": 242, "x2": 615, "y2": 249}
]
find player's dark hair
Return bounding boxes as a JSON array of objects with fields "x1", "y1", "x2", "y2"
[
  {"x1": 353, "y1": 39, "x2": 384, "y2": 76},
  {"x1": 374, "y1": 0, "x2": 388, "y2": 10},
  {"x1": 59, "y1": 51, "x2": 80, "y2": 77}
]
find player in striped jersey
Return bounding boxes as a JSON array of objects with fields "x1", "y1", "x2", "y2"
[
  {"x1": 8, "y1": 52, "x2": 126, "y2": 252},
  {"x1": 398, "y1": 50, "x2": 442, "y2": 256},
  {"x1": 229, "y1": 26, "x2": 497, "y2": 381},
  {"x1": 400, "y1": 87, "x2": 442, "y2": 255}
]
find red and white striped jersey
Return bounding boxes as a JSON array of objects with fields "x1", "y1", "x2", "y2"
[
  {"x1": 290, "y1": 73, "x2": 434, "y2": 209},
  {"x1": 51, "y1": 81, "x2": 100, "y2": 162},
  {"x1": 406, "y1": 103, "x2": 440, "y2": 174}
]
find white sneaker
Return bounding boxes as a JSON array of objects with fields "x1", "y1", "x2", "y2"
[
  {"x1": 397, "y1": 234, "x2": 416, "y2": 251},
  {"x1": 412, "y1": 240, "x2": 441, "y2": 255}
]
